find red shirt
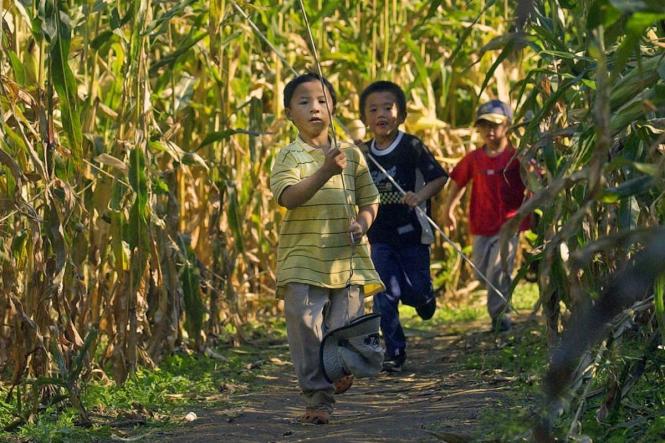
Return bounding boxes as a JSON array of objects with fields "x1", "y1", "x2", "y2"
[{"x1": 450, "y1": 145, "x2": 527, "y2": 236}]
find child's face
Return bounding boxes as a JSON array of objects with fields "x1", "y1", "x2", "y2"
[
  {"x1": 363, "y1": 91, "x2": 403, "y2": 140},
  {"x1": 285, "y1": 81, "x2": 333, "y2": 140},
  {"x1": 476, "y1": 120, "x2": 508, "y2": 146}
]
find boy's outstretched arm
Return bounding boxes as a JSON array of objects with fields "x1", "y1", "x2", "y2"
[
  {"x1": 440, "y1": 180, "x2": 464, "y2": 231},
  {"x1": 349, "y1": 203, "x2": 378, "y2": 244},
  {"x1": 402, "y1": 176, "x2": 448, "y2": 208},
  {"x1": 279, "y1": 148, "x2": 346, "y2": 209}
]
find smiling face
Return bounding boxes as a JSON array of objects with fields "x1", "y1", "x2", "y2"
[
  {"x1": 363, "y1": 91, "x2": 404, "y2": 147},
  {"x1": 285, "y1": 80, "x2": 334, "y2": 145}
]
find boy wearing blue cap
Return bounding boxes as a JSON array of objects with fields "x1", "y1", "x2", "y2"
[{"x1": 440, "y1": 100, "x2": 528, "y2": 332}]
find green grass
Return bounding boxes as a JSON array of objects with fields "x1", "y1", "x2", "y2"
[
  {"x1": 400, "y1": 281, "x2": 540, "y2": 333},
  {"x1": 437, "y1": 285, "x2": 665, "y2": 442},
  {"x1": 399, "y1": 281, "x2": 544, "y2": 441},
  {"x1": 466, "y1": 336, "x2": 665, "y2": 442},
  {"x1": 568, "y1": 334, "x2": 665, "y2": 442},
  {"x1": 0, "y1": 337, "x2": 290, "y2": 443},
  {"x1": 0, "y1": 283, "x2": 542, "y2": 442},
  {"x1": 465, "y1": 320, "x2": 547, "y2": 442}
]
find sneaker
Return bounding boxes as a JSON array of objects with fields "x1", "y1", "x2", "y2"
[
  {"x1": 491, "y1": 315, "x2": 512, "y2": 333},
  {"x1": 415, "y1": 297, "x2": 436, "y2": 320},
  {"x1": 382, "y1": 352, "x2": 406, "y2": 373}
]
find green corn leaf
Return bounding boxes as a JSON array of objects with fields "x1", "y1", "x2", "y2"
[
  {"x1": 448, "y1": 0, "x2": 497, "y2": 66},
  {"x1": 90, "y1": 30, "x2": 117, "y2": 51},
  {"x1": 10, "y1": 230, "x2": 28, "y2": 261},
  {"x1": 309, "y1": 0, "x2": 340, "y2": 24},
  {"x1": 127, "y1": 200, "x2": 149, "y2": 250},
  {"x1": 50, "y1": 338, "x2": 68, "y2": 377},
  {"x1": 145, "y1": 0, "x2": 197, "y2": 35},
  {"x1": 587, "y1": 0, "x2": 622, "y2": 29},
  {"x1": 477, "y1": 36, "x2": 517, "y2": 99},
  {"x1": 609, "y1": 56, "x2": 661, "y2": 109},
  {"x1": 197, "y1": 129, "x2": 244, "y2": 150},
  {"x1": 658, "y1": 62, "x2": 665, "y2": 81},
  {"x1": 148, "y1": 31, "x2": 207, "y2": 76},
  {"x1": 7, "y1": 51, "x2": 27, "y2": 85},
  {"x1": 152, "y1": 177, "x2": 170, "y2": 195},
  {"x1": 612, "y1": 12, "x2": 665, "y2": 78},
  {"x1": 633, "y1": 162, "x2": 661, "y2": 177},
  {"x1": 227, "y1": 185, "x2": 245, "y2": 253},
  {"x1": 610, "y1": 87, "x2": 665, "y2": 134},
  {"x1": 178, "y1": 237, "x2": 205, "y2": 340},
  {"x1": 3, "y1": 121, "x2": 29, "y2": 155},
  {"x1": 149, "y1": 140, "x2": 184, "y2": 161},
  {"x1": 249, "y1": 97, "x2": 263, "y2": 162},
  {"x1": 109, "y1": 6, "x2": 133, "y2": 30},
  {"x1": 49, "y1": 6, "x2": 82, "y2": 161},
  {"x1": 128, "y1": 147, "x2": 149, "y2": 213},
  {"x1": 0, "y1": 143, "x2": 24, "y2": 186},
  {"x1": 69, "y1": 327, "x2": 98, "y2": 382},
  {"x1": 181, "y1": 151, "x2": 210, "y2": 171},
  {"x1": 181, "y1": 263, "x2": 204, "y2": 340},
  {"x1": 404, "y1": 36, "x2": 430, "y2": 94},
  {"x1": 618, "y1": 196, "x2": 640, "y2": 230},
  {"x1": 110, "y1": 209, "x2": 129, "y2": 271},
  {"x1": 126, "y1": 148, "x2": 149, "y2": 256},
  {"x1": 601, "y1": 176, "x2": 653, "y2": 203}
]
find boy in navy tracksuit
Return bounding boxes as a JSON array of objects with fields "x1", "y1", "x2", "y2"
[{"x1": 360, "y1": 81, "x2": 448, "y2": 372}]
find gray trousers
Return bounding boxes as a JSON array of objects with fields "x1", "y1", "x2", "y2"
[
  {"x1": 284, "y1": 283, "x2": 364, "y2": 412},
  {"x1": 472, "y1": 234, "x2": 518, "y2": 320}
]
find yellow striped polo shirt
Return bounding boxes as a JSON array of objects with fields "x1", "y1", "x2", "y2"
[{"x1": 270, "y1": 137, "x2": 384, "y2": 297}]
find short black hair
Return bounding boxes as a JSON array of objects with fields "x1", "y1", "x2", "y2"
[
  {"x1": 359, "y1": 81, "x2": 407, "y2": 123},
  {"x1": 283, "y1": 72, "x2": 337, "y2": 111}
]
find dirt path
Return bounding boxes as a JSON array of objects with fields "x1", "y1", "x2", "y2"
[{"x1": 157, "y1": 322, "x2": 512, "y2": 443}]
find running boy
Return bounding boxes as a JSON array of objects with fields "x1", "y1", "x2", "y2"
[
  {"x1": 270, "y1": 73, "x2": 384, "y2": 424},
  {"x1": 440, "y1": 100, "x2": 528, "y2": 332},
  {"x1": 360, "y1": 81, "x2": 448, "y2": 372}
]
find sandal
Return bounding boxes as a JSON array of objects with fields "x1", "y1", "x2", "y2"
[
  {"x1": 300, "y1": 408, "x2": 330, "y2": 424},
  {"x1": 333, "y1": 374, "x2": 353, "y2": 394}
]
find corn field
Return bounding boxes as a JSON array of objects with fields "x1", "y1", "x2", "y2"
[{"x1": 1, "y1": 0, "x2": 664, "y2": 438}]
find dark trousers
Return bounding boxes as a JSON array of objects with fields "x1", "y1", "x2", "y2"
[{"x1": 370, "y1": 242, "x2": 433, "y2": 358}]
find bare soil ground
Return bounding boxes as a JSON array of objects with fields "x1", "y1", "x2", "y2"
[{"x1": 157, "y1": 320, "x2": 516, "y2": 443}]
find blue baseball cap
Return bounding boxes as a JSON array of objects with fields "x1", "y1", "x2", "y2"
[{"x1": 475, "y1": 99, "x2": 512, "y2": 125}]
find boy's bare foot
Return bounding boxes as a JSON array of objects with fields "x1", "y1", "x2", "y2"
[
  {"x1": 300, "y1": 408, "x2": 330, "y2": 424},
  {"x1": 333, "y1": 374, "x2": 353, "y2": 394}
]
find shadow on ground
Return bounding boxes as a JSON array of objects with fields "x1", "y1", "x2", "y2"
[{"x1": 157, "y1": 320, "x2": 516, "y2": 443}]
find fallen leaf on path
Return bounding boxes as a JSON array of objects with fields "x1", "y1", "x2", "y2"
[
  {"x1": 111, "y1": 430, "x2": 159, "y2": 441},
  {"x1": 256, "y1": 374, "x2": 279, "y2": 380},
  {"x1": 269, "y1": 357, "x2": 289, "y2": 366}
]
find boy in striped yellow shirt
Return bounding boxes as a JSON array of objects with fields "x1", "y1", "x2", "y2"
[{"x1": 270, "y1": 73, "x2": 383, "y2": 424}]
